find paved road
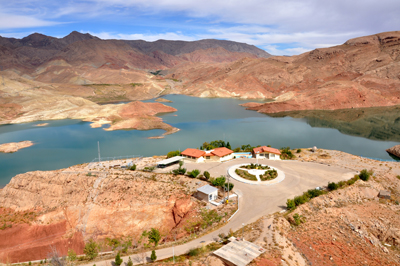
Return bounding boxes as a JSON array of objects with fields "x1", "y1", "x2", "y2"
[{"x1": 82, "y1": 159, "x2": 355, "y2": 265}]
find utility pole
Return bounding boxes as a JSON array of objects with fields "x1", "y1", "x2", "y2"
[{"x1": 227, "y1": 174, "x2": 230, "y2": 203}]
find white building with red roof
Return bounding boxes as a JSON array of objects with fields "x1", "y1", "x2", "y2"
[
  {"x1": 181, "y1": 147, "x2": 234, "y2": 163},
  {"x1": 252, "y1": 146, "x2": 281, "y2": 160}
]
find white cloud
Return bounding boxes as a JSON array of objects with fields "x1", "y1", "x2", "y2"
[{"x1": 0, "y1": 13, "x2": 59, "y2": 29}]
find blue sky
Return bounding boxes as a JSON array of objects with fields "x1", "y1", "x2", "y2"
[{"x1": 0, "y1": 0, "x2": 399, "y2": 55}]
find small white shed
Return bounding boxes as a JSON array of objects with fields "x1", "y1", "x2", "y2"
[{"x1": 196, "y1": 185, "x2": 218, "y2": 202}]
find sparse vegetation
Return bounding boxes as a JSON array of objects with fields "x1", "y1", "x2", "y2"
[
  {"x1": 129, "y1": 164, "x2": 136, "y2": 171},
  {"x1": 130, "y1": 83, "x2": 143, "y2": 87},
  {"x1": 296, "y1": 148, "x2": 302, "y2": 153},
  {"x1": 143, "y1": 166, "x2": 155, "y2": 172}
]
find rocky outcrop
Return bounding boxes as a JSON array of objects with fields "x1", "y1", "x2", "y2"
[
  {"x1": 0, "y1": 166, "x2": 200, "y2": 262},
  {"x1": 386, "y1": 145, "x2": 400, "y2": 158}
]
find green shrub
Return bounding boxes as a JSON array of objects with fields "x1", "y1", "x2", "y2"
[
  {"x1": 29, "y1": 262, "x2": 31, "y2": 266},
  {"x1": 204, "y1": 171, "x2": 211, "y2": 180},
  {"x1": 211, "y1": 176, "x2": 226, "y2": 187},
  {"x1": 67, "y1": 249, "x2": 77, "y2": 261},
  {"x1": 307, "y1": 189, "x2": 324, "y2": 198},
  {"x1": 187, "y1": 247, "x2": 201, "y2": 257},
  {"x1": 294, "y1": 195, "x2": 309, "y2": 206},
  {"x1": 115, "y1": 252, "x2": 123, "y2": 266},
  {"x1": 150, "y1": 250, "x2": 157, "y2": 262},
  {"x1": 107, "y1": 238, "x2": 120, "y2": 250},
  {"x1": 167, "y1": 150, "x2": 180, "y2": 158},
  {"x1": 84, "y1": 239, "x2": 99, "y2": 260},
  {"x1": 359, "y1": 169, "x2": 373, "y2": 181},
  {"x1": 337, "y1": 180, "x2": 346, "y2": 188},
  {"x1": 292, "y1": 213, "x2": 305, "y2": 226},
  {"x1": 296, "y1": 149, "x2": 302, "y2": 153},
  {"x1": 328, "y1": 182, "x2": 339, "y2": 191},
  {"x1": 188, "y1": 169, "x2": 200, "y2": 178},
  {"x1": 172, "y1": 166, "x2": 186, "y2": 175},
  {"x1": 143, "y1": 166, "x2": 155, "y2": 172},
  {"x1": 280, "y1": 147, "x2": 295, "y2": 159},
  {"x1": 129, "y1": 164, "x2": 136, "y2": 171},
  {"x1": 224, "y1": 183, "x2": 234, "y2": 191},
  {"x1": 396, "y1": 175, "x2": 400, "y2": 180},
  {"x1": 286, "y1": 199, "x2": 296, "y2": 210}
]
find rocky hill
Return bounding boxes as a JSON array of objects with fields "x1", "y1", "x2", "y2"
[
  {"x1": 0, "y1": 158, "x2": 204, "y2": 263},
  {"x1": 0, "y1": 31, "x2": 270, "y2": 73},
  {"x1": 169, "y1": 31, "x2": 400, "y2": 107}
]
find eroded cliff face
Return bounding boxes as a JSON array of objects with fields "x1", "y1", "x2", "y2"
[
  {"x1": 0, "y1": 164, "x2": 201, "y2": 262},
  {"x1": 170, "y1": 31, "x2": 400, "y2": 111}
]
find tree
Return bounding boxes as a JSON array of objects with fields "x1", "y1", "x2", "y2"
[
  {"x1": 115, "y1": 252, "x2": 123, "y2": 266},
  {"x1": 211, "y1": 176, "x2": 225, "y2": 187},
  {"x1": 127, "y1": 257, "x2": 133, "y2": 266},
  {"x1": 148, "y1": 228, "x2": 161, "y2": 247},
  {"x1": 150, "y1": 250, "x2": 157, "y2": 262},
  {"x1": 203, "y1": 171, "x2": 210, "y2": 180},
  {"x1": 286, "y1": 199, "x2": 296, "y2": 210},
  {"x1": 84, "y1": 239, "x2": 99, "y2": 260},
  {"x1": 188, "y1": 169, "x2": 200, "y2": 178},
  {"x1": 167, "y1": 150, "x2": 180, "y2": 158},
  {"x1": 226, "y1": 142, "x2": 231, "y2": 150}
]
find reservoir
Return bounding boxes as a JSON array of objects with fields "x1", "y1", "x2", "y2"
[{"x1": 0, "y1": 95, "x2": 399, "y2": 187}]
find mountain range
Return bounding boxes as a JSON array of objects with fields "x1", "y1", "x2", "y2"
[{"x1": 0, "y1": 30, "x2": 399, "y2": 128}]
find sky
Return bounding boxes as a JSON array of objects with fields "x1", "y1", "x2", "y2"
[{"x1": 0, "y1": 0, "x2": 399, "y2": 55}]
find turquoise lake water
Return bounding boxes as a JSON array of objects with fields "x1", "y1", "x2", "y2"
[{"x1": 0, "y1": 95, "x2": 399, "y2": 187}]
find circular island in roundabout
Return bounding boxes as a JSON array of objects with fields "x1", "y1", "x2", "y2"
[{"x1": 228, "y1": 163, "x2": 285, "y2": 185}]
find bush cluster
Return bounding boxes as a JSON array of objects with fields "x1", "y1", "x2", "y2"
[
  {"x1": 359, "y1": 169, "x2": 373, "y2": 181},
  {"x1": 167, "y1": 150, "x2": 180, "y2": 158},
  {"x1": 280, "y1": 147, "x2": 295, "y2": 159},
  {"x1": 286, "y1": 188, "x2": 325, "y2": 210}
]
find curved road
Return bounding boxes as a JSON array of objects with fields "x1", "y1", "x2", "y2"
[{"x1": 82, "y1": 158, "x2": 355, "y2": 265}]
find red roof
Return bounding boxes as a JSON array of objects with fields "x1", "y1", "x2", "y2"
[
  {"x1": 253, "y1": 146, "x2": 281, "y2": 155},
  {"x1": 181, "y1": 148, "x2": 205, "y2": 158},
  {"x1": 211, "y1": 147, "x2": 234, "y2": 157}
]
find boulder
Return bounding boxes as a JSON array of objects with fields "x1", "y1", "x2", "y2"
[{"x1": 386, "y1": 145, "x2": 400, "y2": 159}]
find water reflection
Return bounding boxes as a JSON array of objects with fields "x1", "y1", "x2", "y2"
[{"x1": 266, "y1": 106, "x2": 400, "y2": 142}]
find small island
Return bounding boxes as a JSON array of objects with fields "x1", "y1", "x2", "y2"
[{"x1": 0, "y1": 141, "x2": 34, "y2": 153}]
